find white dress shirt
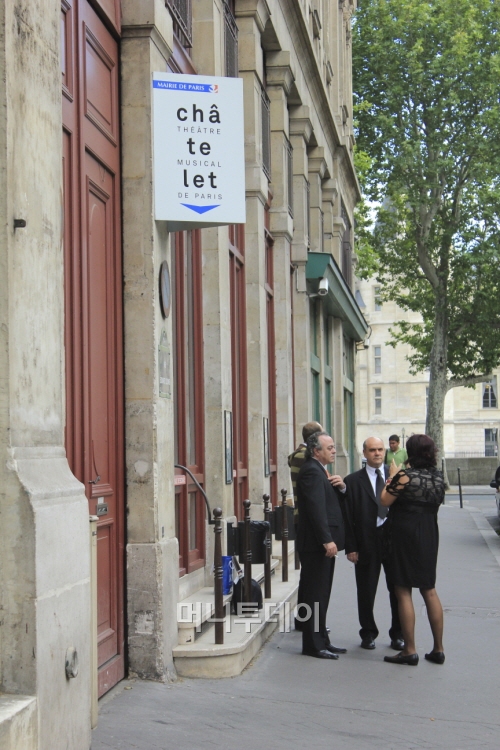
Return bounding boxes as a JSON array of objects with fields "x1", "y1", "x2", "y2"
[{"x1": 365, "y1": 464, "x2": 386, "y2": 527}]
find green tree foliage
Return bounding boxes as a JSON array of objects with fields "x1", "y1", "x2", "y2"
[{"x1": 352, "y1": 0, "x2": 500, "y2": 452}]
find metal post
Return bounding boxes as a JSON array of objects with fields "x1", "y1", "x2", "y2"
[
  {"x1": 243, "y1": 499, "x2": 252, "y2": 603},
  {"x1": 441, "y1": 458, "x2": 445, "y2": 504},
  {"x1": 89, "y1": 516, "x2": 98, "y2": 730},
  {"x1": 457, "y1": 466, "x2": 463, "y2": 508},
  {"x1": 293, "y1": 494, "x2": 300, "y2": 571},
  {"x1": 263, "y1": 494, "x2": 272, "y2": 599},
  {"x1": 280, "y1": 488, "x2": 289, "y2": 583},
  {"x1": 213, "y1": 508, "x2": 224, "y2": 644}
]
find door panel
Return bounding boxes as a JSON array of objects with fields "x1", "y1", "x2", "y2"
[
  {"x1": 84, "y1": 24, "x2": 118, "y2": 143},
  {"x1": 62, "y1": 0, "x2": 124, "y2": 697}
]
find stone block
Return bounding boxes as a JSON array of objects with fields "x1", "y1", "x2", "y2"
[{"x1": 0, "y1": 696, "x2": 37, "y2": 750}]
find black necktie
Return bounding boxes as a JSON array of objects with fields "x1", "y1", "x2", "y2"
[{"x1": 375, "y1": 469, "x2": 388, "y2": 519}]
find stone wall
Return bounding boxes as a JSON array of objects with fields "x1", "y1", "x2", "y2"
[
  {"x1": 0, "y1": 1, "x2": 91, "y2": 748},
  {"x1": 445, "y1": 458, "x2": 498, "y2": 486}
]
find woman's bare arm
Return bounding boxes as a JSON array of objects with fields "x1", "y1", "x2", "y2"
[{"x1": 381, "y1": 470, "x2": 410, "y2": 506}]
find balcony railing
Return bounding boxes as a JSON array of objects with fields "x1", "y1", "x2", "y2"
[
  {"x1": 341, "y1": 201, "x2": 352, "y2": 287},
  {"x1": 166, "y1": 0, "x2": 192, "y2": 49},
  {"x1": 261, "y1": 85, "x2": 271, "y2": 180},
  {"x1": 285, "y1": 136, "x2": 293, "y2": 218},
  {"x1": 224, "y1": 1, "x2": 239, "y2": 77}
]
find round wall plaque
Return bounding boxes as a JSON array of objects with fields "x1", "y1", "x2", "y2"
[{"x1": 159, "y1": 260, "x2": 171, "y2": 319}]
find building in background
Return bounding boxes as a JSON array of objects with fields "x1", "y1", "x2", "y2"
[
  {"x1": 0, "y1": 2, "x2": 365, "y2": 747},
  {"x1": 355, "y1": 276, "x2": 500, "y2": 458}
]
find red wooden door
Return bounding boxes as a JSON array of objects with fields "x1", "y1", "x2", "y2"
[{"x1": 62, "y1": 0, "x2": 125, "y2": 697}]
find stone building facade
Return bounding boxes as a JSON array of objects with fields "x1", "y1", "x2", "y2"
[
  {"x1": 0, "y1": 1, "x2": 366, "y2": 747},
  {"x1": 355, "y1": 276, "x2": 500, "y2": 458}
]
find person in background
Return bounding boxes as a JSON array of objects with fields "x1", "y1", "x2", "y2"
[
  {"x1": 289, "y1": 421, "x2": 324, "y2": 515},
  {"x1": 385, "y1": 434, "x2": 408, "y2": 468},
  {"x1": 490, "y1": 463, "x2": 500, "y2": 491},
  {"x1": 381, "y1": 434, "x2": 445, "y2": 666},
  {"x1": 288, "y1": 421, "x2": 323, "y2": 632}
]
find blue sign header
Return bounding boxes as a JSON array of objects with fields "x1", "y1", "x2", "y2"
[{"x1": 153, "y1": 80, "x2": 219, "y2": 94}]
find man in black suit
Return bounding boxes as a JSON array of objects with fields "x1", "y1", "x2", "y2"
[
  {"x1": 344, "y1": 436, "x2": 403, "y2": 651},
  {"x1": 296, "y1": 431, "x2": 347, "y2": 659}
]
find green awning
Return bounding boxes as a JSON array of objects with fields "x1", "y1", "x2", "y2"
[{"x1": 305, "y1": 252, "x2": 369, "y2": 341}]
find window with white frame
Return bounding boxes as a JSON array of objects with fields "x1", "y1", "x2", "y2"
[
  {"x1": 374, "y1": 345, "x2": 382, "y2": 374},
  {"x1": 482, "y1": 378, "x2": 497, "y2": 408},
  {"x1": 374, "y1": 387, "x2": 382, "y2": 415},
  {"x1": 374, "y1": 286, "x2": 382, "y2": 311}
]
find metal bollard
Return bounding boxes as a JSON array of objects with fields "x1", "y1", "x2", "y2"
[
  {"x1": 263, "y1": 494, "x2": 272, "y2": 599},
  {"x1": 441, "y1": 459, "x2": 445, "y2": 504},
  {"x1": 89, "y1": 516, "x2": 98, "y2": 730},
  {"x1": 294, "y1": 524, "x2": 300, "y2": 571},
  {"x1": 213, "y1": 508, "x2": 224, "y2": 645},
  {"x1": 243, "y1": 499, "x2": 252, "y2": 603},
  {"x1": 280, "y1": 488, "x2": 289, "y2": 583},
  {"x1": 457, "y1": 466, "x2": 463, "y2": 508}
]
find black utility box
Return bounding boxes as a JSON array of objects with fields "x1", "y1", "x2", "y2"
[{"x1": 227, "y1": 520, "x2": 270, "y2": 565}]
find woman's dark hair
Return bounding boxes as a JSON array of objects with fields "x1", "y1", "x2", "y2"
[{"x1": 406, "y1": 434, "x2": 438, "y2": 468}]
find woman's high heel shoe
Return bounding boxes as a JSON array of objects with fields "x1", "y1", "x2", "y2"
[
  {"x1": 425, "y1": 651, "x2": 445, "y2": 665},
  {"x1": 384, "y1": 652, "x2": 419, "y2": 666}
]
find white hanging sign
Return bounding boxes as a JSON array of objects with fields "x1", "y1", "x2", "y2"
[{"x1": 153, "y1": 73, "x2": 246, "y2": 231}]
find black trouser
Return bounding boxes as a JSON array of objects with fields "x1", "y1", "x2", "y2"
[
  {"x1": 355, "y1": 525, "x2": 401, "y2": 642},
  {"x1": 298, "y1": 550, "x2": 335, "y2": 653}
]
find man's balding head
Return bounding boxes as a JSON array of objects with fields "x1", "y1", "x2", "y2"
[
  {"x1": 302, "y1": 421, "x2": 323, "y2": 443},
  {"x1": 363, "y1": 437, "x2": 385, "y2": 468}
]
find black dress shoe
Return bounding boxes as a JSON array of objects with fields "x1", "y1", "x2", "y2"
[
  {"x1": 326, "y1": 644, "x2": 347, "y2": 654},
  {"x1": 425, "y1": 651, "x2": 445, "y2": 665},
  {"x1": 384, "y1": 652, "x2": 419, "y2": 666},
  {"x1": 302, "y1": 649, "x2": 339, "y2": 660},
  {"x1": 360, "y1": 638, "x2": 376, "y2": 650},
  {"x1": 390, "y1": 638, "x2": 405, "y2": 651}
]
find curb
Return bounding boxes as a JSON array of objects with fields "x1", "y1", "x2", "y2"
[{"x1": 467, "y1": 507, "x2": 500, "y2": 568}]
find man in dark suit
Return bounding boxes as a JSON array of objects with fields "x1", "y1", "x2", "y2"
[
  {"x1": 296, "y1": 431, "x2": 347, "y2": 659},
  {"x1": 344, "y1": 436, "x2": 403, "y2": 651}
]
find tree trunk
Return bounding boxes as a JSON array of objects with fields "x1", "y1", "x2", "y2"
[{"x1": 425, "y1": 287, "x2": 449, "y2": 476}]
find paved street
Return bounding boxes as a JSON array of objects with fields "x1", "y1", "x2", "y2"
[{"x1": 92, "y1": 495, "x2": 500, "y2": 750}]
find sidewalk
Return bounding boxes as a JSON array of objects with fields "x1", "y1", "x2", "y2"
[
  {"x1": 92, "y1": 504, "x2": 500, "y2": 750},
  {"x1": 446, "y1": 484, "x2": 495, "y2": 495}
]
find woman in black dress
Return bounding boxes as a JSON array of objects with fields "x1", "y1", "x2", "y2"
[{"x1": 380, "y1": 434, "x2": 445, "y2": 666}]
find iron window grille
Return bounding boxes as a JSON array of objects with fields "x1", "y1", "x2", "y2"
[
  {"x1": 285, "y1": 136, "x2": 294, "y2": 218},
  {"x1": 261, "y1": 85, "x2": 271, "y2": 180},
  {"x1": 306, "y1": 179, "x2": 311, "y2": 249},
  {"x1": 166, "y1": 0, "x2": 192, "y2": 49},
  {"x1": 341, "y1": 200, "x2": 352, "y2": 287},
  {"x1": 224, "y1": 1, "x2": 239, "y2": 77}
]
